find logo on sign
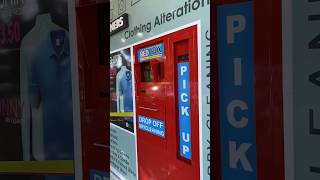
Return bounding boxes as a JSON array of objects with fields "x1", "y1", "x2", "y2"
[
  {"x1": 217, "y1": 2, "x2": 256, "y2": 180},
  {"x1": 178, "y1": 62, "x2": 192, "y2": 160},
  {"x1": 110, "y1": 13, "x2": 129, "y2": 36},
  {"x1": 138, "y1": 43, "x2": 164, "y2": 62}
]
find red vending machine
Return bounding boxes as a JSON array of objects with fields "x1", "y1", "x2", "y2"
[{"x1": 133, "y1": 26, "x2": 200, "y2": 179}]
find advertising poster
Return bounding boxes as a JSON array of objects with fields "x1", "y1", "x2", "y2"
[
  {"x1": 110, "y1": 0, "x2": 210, "y2": 179},
  {"x1": 110, "y1": 48, "x2": 137, "y2": 179},
  {"x1": 0, "y1": 0, "x2": 75, "y2": 179},
  {"x1": 110, "y1": 48, "x2": 134, "y2": 132}
]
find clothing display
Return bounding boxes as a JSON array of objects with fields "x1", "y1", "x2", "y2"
[
  {"x1": 20, "y1": 14, "x2": 64, "y2": 161},
  {"x1": 30, "y1": 29, "x2": 74, "y2": 160},
  {"x1": 116, "y1": 66, "x2": 133, "y2": 112},
  {"x1": 21, "y1": 13, "x2": 74, "y2": 161},
  {"x1": 0, "y1": 0, "x2": 77, "y2": 178}
]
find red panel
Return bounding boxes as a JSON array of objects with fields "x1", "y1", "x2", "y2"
[
  {"x1": 76, "y1": 2, "x2": 109, "y2": 180},
  {"x1": 133, "y1": 26, "x2": 199, "y2": 179},
  {"x1": 254, "y1": 0, "x2": 284, "y2": 180}
]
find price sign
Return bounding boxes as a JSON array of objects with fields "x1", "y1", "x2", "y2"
[{"x1": 0, "y1": 21, "x2": 21, "y2": 47}]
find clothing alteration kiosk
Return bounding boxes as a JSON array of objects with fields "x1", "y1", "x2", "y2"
[{"x1": 134, "y1": 25, "x2": 200, "y2": 179}]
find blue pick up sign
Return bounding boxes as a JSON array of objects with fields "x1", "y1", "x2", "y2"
[
  {"x1": 138, "y1": 115, "x2": 165, "y2": 138},
  {"x1": 178, "y1": 62, "x2": 192, "y2": 160},
  {"x1": 217, "y1": 2, "x2": 257, "y2": 180}
]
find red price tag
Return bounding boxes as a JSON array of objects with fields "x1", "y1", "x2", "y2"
[{"x1": 0, "y1": 21, "x2": 21, "y2": 46}]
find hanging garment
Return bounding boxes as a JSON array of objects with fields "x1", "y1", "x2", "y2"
[
  {"x1": 20, "y1": 13, "x2": 67, "y2": 161},
  {"x1": 29, "y1": 29, "x2": 74, "y2": 160}
]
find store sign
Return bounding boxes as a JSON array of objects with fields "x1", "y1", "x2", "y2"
[
  {"x1": 178, "y1": 62, "x2": 192, "y2": 160},
  {"x1": 138, "y1": 43, "x2": 164, "y2": 62},
  {"x1": 138, "y1": 115, "x2": 165, "y2": 138},
  {"x1": 217, "y1": 2, "x2": 257, "y2": 180},
  {"x1": 110, "y1": 13, "x2": 129, "y2": 36}
]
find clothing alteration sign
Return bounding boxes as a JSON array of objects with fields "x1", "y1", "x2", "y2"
[
  {"x1": 178, "y1": 62, "x2": 192, "y2": 160},
  {"x1": 138, "y1": 43, "x2": 164, "y2": 62},
  {"x1": 217, "y1": 2, "x2": 257, "y2": 180}
]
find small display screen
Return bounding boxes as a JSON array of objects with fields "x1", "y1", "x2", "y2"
[{"x1": 141, "y1": 62, "x2": 154, "y2": 82}]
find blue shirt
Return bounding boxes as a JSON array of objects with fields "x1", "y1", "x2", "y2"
[
  {"x1": 116, "y1": 66, "x2": 133, "y2": 112},
  {"x1": 29, "y1": 30, "x2": 74, "y2": 160}
]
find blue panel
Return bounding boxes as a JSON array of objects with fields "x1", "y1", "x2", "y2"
[
  {"x1": 138, "y1": 43, "x2": 164, "y2": 62},
  {"x1": 217, "y1": 2, "x2": 256, "y2": 180},
  {"x1": 178, "y1": 62, "x2": 192, "y2": 160},
  {"x1": 138, "y1": 115, "x2": 165, "y2": 138},
  {"x1": 90, "y1": 169, "x2": 109, "y2": 180}
]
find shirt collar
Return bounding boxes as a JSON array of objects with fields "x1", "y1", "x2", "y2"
[{"x1": 49, "y1": 32, "x2": 70, "y2": 58}]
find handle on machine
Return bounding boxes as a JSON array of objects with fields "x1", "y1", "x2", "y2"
[
  {"x1": 93, "y1": 143, "x2": 109, "y2": 149},
  {"x1": 138, "y1": 106, "x2": 160, "y2": 112}
]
